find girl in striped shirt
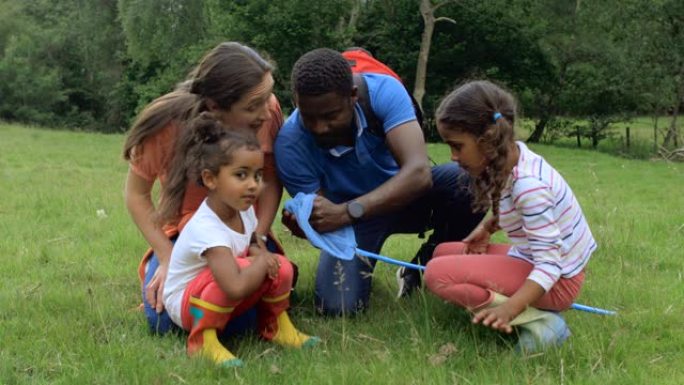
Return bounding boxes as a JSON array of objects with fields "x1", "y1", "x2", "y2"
[{"x1": 424, "y1": 80, "x2": 596, "y2": 353}]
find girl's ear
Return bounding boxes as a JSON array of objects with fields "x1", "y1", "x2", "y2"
[{"x1": 201, "y1": 169, "x2": 217, "y2": 190}]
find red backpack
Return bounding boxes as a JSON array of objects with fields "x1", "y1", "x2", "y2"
[{"x1": 342, "y1": 47, "x2": 425, "y2": 138}]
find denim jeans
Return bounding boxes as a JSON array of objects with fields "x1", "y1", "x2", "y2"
[{"x1": 314, "y1": 162, "x2": 484, "y2": 316}]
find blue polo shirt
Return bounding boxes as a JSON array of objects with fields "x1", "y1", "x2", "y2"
[{"x1": 274, "y1": 74, "x2": 417, "y2": 204}]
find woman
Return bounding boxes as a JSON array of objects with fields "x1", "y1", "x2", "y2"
[{"x1": 122, "y1": 42, "x2": 287, "y2": 333}]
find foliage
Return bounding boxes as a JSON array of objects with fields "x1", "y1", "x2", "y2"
[
  {"x1": 2, "y1": 124, "x2": 684, "y2": 383},
  {"x1": 0, "y1": 0, "x2": 681, "y2": 146},
  {"x1": 212, "y1": 0, "x2": 358, "y2": 108},
  {"x1": 0, "y1": 0, "x2": 125, "y2": 131}
]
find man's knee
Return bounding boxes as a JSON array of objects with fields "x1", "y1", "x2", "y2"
[
  {"x1": 430, "y1": 162, "x2": 467, "y2": 189},
  {"x1": 315, "y1": 293, "x2": 368, "y2": 317}
]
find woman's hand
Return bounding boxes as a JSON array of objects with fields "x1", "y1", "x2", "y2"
[{"x1": 145, "y1": 256, "x2": 169, "y2": 314}]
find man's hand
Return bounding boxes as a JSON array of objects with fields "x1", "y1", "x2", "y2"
[
  {"x1": 281, "y1": 209, "x2": 307, "y2": 238},
  {"x1": 310, "y1": 195, "x2": 351, "y2": 233}
]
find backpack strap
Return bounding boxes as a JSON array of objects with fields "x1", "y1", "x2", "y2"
[
  {"x1": 353, "y1": 74, "x2": 385, "y2": 138},
  {"x1": 353, "y1": 74, "x2": 436, "y2": 165}
]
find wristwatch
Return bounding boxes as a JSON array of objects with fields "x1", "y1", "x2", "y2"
[{"x1": 346, "y1": 200, "x2": 365, "y2": 221}]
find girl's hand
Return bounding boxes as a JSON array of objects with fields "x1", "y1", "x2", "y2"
[
  {"x1": 463, "y1": 217, "x2": 498, "y2": 254},
  {"x1": 463, "y1": 225, "x2": 491, "y2": 254},
  {"x1": 249, "y1": 243, "x2": 280, "y2": 279},
  {"x1": 472, "y1": 304, "x2": 517, "y2": 334}
]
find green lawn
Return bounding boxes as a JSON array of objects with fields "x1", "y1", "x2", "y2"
[
  {"x1": 517, "y1": 115, "x2": 681, "y2": 160},
  {"x1": 1, "y1": 123, "x2": 683, "y2": 384}
]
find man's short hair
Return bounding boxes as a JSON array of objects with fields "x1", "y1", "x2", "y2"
[{"x1": 291, "y1": 48, "x2": 353, "y2": 97}]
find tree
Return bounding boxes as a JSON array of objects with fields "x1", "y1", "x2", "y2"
[
  {"x1": 414, "y1": 0, "x2": 456, "y2": 109},
  {"x1": 211, "y1": 0, "x2": 356, "y2": 108},
  {"x1": 657, "y1": 0, "x2": 684, "y2": 148},
  {"x1": 0, "y1": 0, "x2": 125, "y2": 130},
  {"x1": 118, "y1": 0, "x2": 206, "y2": 67}
]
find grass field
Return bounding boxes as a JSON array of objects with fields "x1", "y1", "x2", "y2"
[
  {"x1": 516, "y1": 116, "x2": 681, "y2": 160},
  {"x1": 1, "y1": 123, "x2": 683, "y2": 384}
]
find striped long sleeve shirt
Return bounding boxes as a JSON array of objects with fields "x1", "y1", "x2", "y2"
[{"x1": 498, "y1": 142, "x2": 597, "y2": 291}]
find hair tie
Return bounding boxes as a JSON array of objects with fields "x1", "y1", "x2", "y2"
[
  {"x1": 189, "y1": 79, "x2": 203, "y2": 95},
  {"x1": 200, "y1": 130, "x2": 221, "y2": 144},
  {"x1": 493, "y1": 112, "x2": 503, "y2": 122}
]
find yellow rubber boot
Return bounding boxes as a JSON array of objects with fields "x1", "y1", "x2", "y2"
[
  {"x1": 270, "y1": 312, "x2": 320, "y2": 348},
  {"x1": 190, "y1": 328, "x2": 243, "y2": 368},
  {"x1": 186, "y1": 297, "x2": 243, "y2": 368}
]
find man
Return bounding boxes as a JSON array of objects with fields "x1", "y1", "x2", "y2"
[{"x1": 274, "y1": 48, "x2": 482, "y2": 315}]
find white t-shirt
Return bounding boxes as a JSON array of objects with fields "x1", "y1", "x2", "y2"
[{"x1": 163, "y1": 199, "x2": 258, "y2": 326}]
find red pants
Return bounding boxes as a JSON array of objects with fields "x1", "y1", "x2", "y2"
[
  {"x1": 424, "y1": 242, "x2": 584, "y2": 311},
  {"x1": 180, "y1": 254, "x2": 293, "y2": 340}
]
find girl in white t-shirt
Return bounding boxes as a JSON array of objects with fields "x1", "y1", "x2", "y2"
[{"x1": 160, "y1": 113, "x2": 318, "y2": 367}]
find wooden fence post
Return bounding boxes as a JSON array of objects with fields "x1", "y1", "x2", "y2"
[{"x1": 626, "y1": 126, "x2": 630, "y2": 149}]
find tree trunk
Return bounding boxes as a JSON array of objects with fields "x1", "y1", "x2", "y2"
[
  {"x1": 347, "y1": 0, "x2": 362, "y2": 38},
  {"x1": 653, "y1": 111, "x2": 659, "y2": 153},
  {"x1": 337, "y1": 0, "x2": 362, "y2": 47},
  {"x1": 663, "y1": 65, "x2": 684, "y2": 148},
  {"x1": 527, "y1": 115, "x2": 549, "y2": 142},
  {"x1": 414, "y1": 0, "x2": 435, "y2": 109},
  {"x1": 664, "y1": 103, "x2": 681, "y2": 148},
  {"x1": 414, "y1": 0, "x2": 456, "y2": 109}
]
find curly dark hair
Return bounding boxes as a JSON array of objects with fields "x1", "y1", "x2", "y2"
[
  {"x1": 156, "y1": 112, "x2": 261, "y2": 224},
  {"x1": 436, "y1": 80, "x2": 517, "y2": 223},
  {"x1": 291, "y1": 48, "x2": 353, "y2": 97}
]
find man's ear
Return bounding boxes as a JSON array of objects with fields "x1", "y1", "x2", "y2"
[
  {"x1": 291, "y1": 94, "x2": 299, "y2": 109},
  {"x1": 350, "y1": 86, "x2": 358, "y2": 104},
  {"x1": 200, "y1": 169, "x2": 217, "y2": 190}
]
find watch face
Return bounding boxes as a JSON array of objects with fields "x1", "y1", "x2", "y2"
[{"x1": 348, "y1": 201, "x2": 364, "y2": 219}]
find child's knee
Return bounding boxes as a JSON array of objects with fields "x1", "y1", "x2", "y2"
[
  {"x1": 424, "y1": 257, "x2": 454, "y2": 295},
  {"x1": 275, "y1": 254, "x2": 294, "y2": 285},
  {"x1": 424, "y1": 260, "x2": 440, "y2": 293},
  {"x1": 433, "y1": 242, "x2": 467, "y2": 257}
]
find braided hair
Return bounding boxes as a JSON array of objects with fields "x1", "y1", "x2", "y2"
[{"x1": 435, "y1": 80, "x2": 517, "y2": 223}]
